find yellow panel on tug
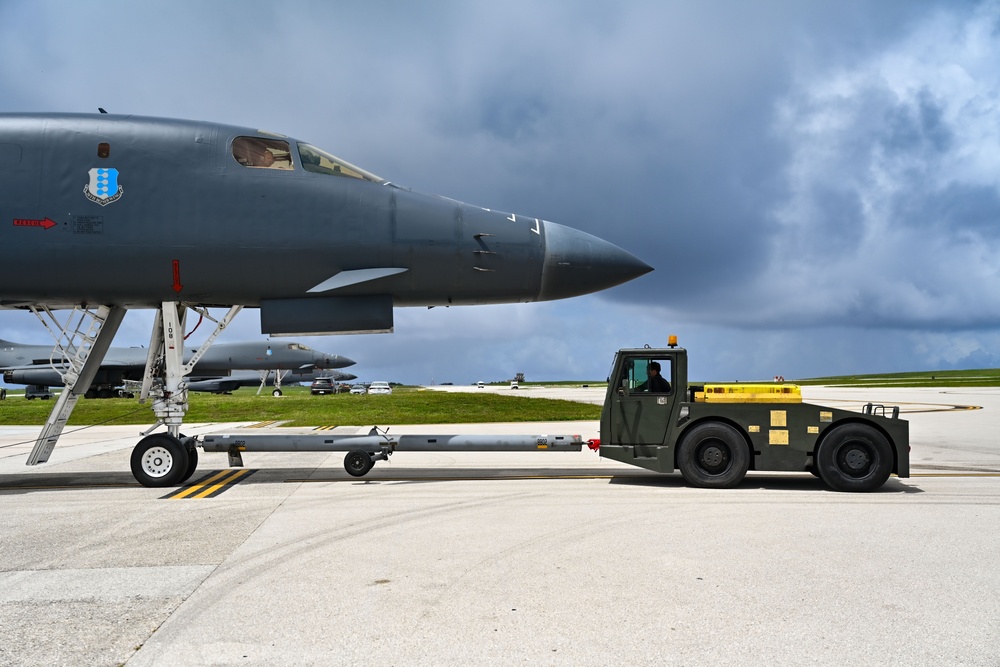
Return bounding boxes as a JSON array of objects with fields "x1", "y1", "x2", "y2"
[{"x1": 694, "y1": 384, "x2": 802, "y2": 404}]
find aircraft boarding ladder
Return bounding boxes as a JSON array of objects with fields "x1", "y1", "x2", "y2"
[{"x1": 27, "y1": 305, "x2": 127, "y2": 464}]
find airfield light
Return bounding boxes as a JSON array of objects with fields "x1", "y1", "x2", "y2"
[{"x1": 668, "y1": 335, "x2": 678, "y2": 348}]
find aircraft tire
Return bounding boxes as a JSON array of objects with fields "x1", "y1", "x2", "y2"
[
  {"x1": 272, "y1": 389, "x2": 282, "y2": 397},
  {"x1": 344, "y1": 450, "x2": 374, "y2": 477},
  {"x1": 180, "y1": 441, "x2": 199, "y2": 484},
  {"x1": 131, "y1": 434, "x2": 189, "y2": 487},
  {"x1": 816, "y1": 423, "x2": 892, "y2": 492},
  {"x1": 676, "y1": 422, "x2": 750, "y2": 488}
]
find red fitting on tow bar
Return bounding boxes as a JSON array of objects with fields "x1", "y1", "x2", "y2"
[{"x1": 586, "y1": 438, "x2": 600, "y2": 452}]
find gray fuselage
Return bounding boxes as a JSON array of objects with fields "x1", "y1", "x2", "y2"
[{"x1": 0, "y1": 114, "x2": 650, "y2": 334}]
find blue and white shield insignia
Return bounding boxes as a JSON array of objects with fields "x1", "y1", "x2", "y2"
[{"x1": 84, "y1": 167, "x2": 124, "y2": 205}]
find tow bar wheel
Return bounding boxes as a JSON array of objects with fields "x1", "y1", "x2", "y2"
[
  {"x1": 344, "y1": 450, "x2": 375, "y2": 477},
  {"x1": 131, "y1": 434, "x2": 189, "y2": 487}
]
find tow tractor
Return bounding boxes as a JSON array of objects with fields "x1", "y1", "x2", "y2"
[
  {"x1": 132, "y1": 337, "x2": 907, "y2": 492},
  {"x1": 596, "y1": 336, "x2": 909, "y2": 491}
]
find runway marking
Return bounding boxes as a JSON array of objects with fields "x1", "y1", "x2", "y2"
[
  {"x1": 810, "y1": 398, "x2": 982, "y2": 413},
  {"x1": 313, "y1": 424, "x2": 339, "y2": 431},
  {"x1": 243, "y1": 420, "x2": 280, "y2": 429},
  {"x1": 162, "y1": 469, "x2": 255, "y2": 499}
]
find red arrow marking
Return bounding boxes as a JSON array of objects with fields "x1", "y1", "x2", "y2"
[
  {"x1": 13, "y1": 217, "x2": 57, "y2": 230},
  {"x1": 172, "y1": 260, "x2": 184, "y2": 293}
]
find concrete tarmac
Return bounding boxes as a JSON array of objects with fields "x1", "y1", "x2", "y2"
[{"x1": 0, "y1": 386, "x2": 998, "y2": 666}]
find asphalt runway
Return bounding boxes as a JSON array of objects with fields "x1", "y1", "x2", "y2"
[{"x1": 0, "y1": 386, "x2": 998, "y2": 666}]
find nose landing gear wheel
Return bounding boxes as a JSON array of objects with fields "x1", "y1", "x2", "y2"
[
  {"x1": 131, "y1": 433, "x2": 189, "y2": 487},
  {"x1": 180, "y1": 438, "x2": 199, "y2": 484}
]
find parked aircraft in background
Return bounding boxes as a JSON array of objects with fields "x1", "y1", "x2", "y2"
[
  {"x1": 0, "y1": 338, "x2": 352, "y2": 398},
  {"x1": 0, "y1": 112, "x2": 651, "y2": 485},
  {"x1": 187, "y1": 368, "x2": 357, "y2": 395}
]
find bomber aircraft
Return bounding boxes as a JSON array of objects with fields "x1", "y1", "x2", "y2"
[
  {"x1": 0, "y1": 112, "x2": 651, "y2": 486},
  {"x1": 0, "y1": 338, "x2": 352, "y2": 398},
  {"x1": 186, "y1": 368, "x2": 358, "y2": 395}
]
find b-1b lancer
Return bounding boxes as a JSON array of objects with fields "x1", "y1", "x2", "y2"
[
  {"x1": 0, "y1": 112, "x2": 651, "y2": 486},
  {"x1": 186, "y1": 368, "x2": 358, "y2": 395},
  {"x1": 0, "y1": 338, "x2": 353, "y2": 398}
]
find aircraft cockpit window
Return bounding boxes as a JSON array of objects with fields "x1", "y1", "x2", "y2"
[
  {"x1": 287, "y1": 343, "x2": 310, "y2": 351},
  {"x1": 232, "y1": 137, "x2": 294, "y2": 170},
  {"x1": 298, "y1": 142, "x2": 385, "y2": 184}
]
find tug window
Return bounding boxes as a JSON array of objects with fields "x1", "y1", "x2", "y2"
[
  {"x1": 232, "y1": 137, "x2": 294, "y2": 170},
  {"x1": 623, "y1": 357, "x2": 673, "y2": 394},
  {"x1": 297, "y1": 142, "x2": 384, "y2": 183}
]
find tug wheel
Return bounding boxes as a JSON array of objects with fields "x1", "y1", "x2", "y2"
[
  {"x1": 676, "y1": 422, "x2": 750, "y2": 488},
  {"x1": 816, "y1": 423, "x2": 892, "y2": 492}
]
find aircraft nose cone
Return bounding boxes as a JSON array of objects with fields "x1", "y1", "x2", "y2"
[
  {"x1": 538, "y1": 221, "x2": 653, "y2": 301},
  {"x1": 326, "y1": 355, "x2": 356, "y2": 369}
]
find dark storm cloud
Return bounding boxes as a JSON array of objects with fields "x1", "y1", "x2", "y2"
[
  {"x1": 646, "y1": 0, "x2": 1000, "y2": 339},
  {"x1": 906, "y1": 183, "x2": 1000, "y2": 239},
  {"x1": 882, "y1": 88, "x2": 954, "y2": 155}
]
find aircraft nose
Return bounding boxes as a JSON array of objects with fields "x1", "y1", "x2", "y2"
[
  {"x1": 325, "y1": 355, "x2": 356, "y2": 368},
  {"x1": 538, "y1": 221, "x2": 653, "y2": 301}
]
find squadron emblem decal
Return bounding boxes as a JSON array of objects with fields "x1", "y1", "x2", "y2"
[{"x1": 84, "y1": 168, "x2": 123, "y2": 205}]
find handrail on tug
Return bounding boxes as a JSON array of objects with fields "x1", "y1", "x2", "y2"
[{"x1": 863, "y1": 402, "x2": 900, "y2": 419}]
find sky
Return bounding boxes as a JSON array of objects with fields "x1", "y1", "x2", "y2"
[{"x1": 2, "y1": 0, "x2": 999, "y2": 385}]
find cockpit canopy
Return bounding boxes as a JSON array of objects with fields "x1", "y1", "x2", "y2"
[
  {"x1": 231, "y1": 136, "x2": 385, "y2": 184},
  {"x1": 298, "y1": 143, "x2": 384, "y2": 183}
]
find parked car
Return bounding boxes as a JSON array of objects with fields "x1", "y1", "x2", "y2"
[
  {"x1": 510, "y1": 381, "x2": 519, "y2": 389},
  {"x1": 367, "y1": 381, "x2": 392, "y2": 395},
  {"x1": 310, "y1": 378, "x2": 335, "y2": 395},
  {"x1": 477, "y1": 381, "x2": 485, "y2": 388},
  {"x1": 349, "y1": 384, "x2": 367, "y2": 395}
]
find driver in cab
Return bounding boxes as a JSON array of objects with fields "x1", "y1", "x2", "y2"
[{"x1": 637, "y1": 361, "x2": 671, "y2": 393}]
